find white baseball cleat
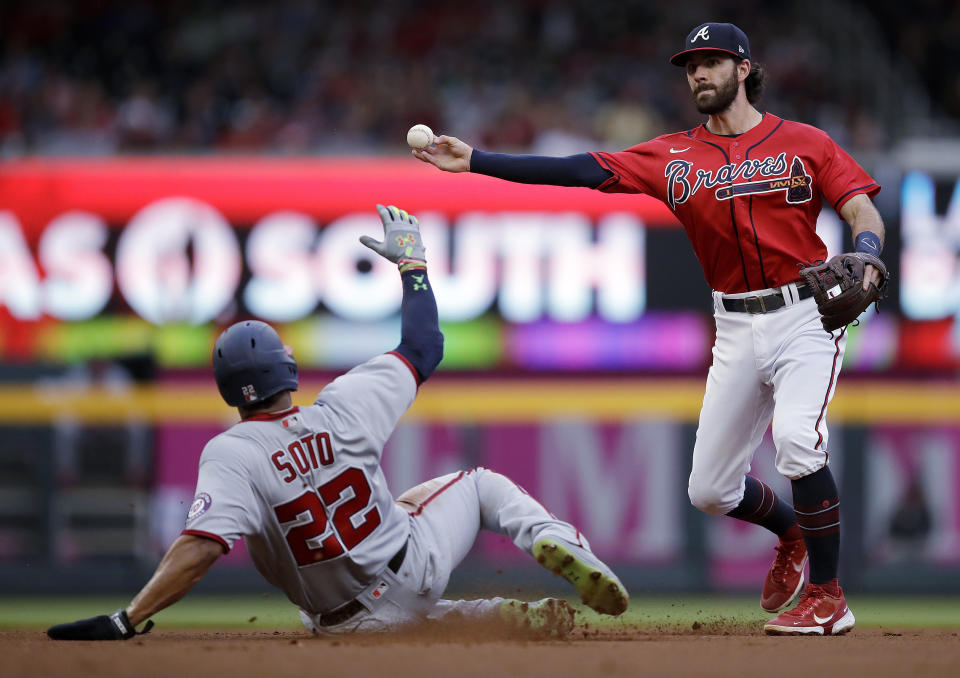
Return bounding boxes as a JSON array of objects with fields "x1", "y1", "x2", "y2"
[
  {"x1": 533, "y1": 538, "x2": 629, "y2": 616},
  {"x1": 499, "y1": 598, "x2": 576, "y2": 638}
]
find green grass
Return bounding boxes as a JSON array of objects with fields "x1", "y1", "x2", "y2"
[
  {"x1": 577, "y1": 595, "x2": 960, "y2": 629},
  {"x1": 1, "y1": 595, "x2": 957, "y2": 631}
]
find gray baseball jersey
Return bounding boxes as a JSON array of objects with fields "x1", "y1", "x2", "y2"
[{"x1": 182, "y1": 353, "x2": 416, "y2": 614}]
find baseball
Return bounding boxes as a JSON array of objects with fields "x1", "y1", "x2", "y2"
[{"x1": 406, "y1": 124, "x2": 434, "y2": 151}]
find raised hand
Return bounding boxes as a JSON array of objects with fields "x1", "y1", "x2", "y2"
[{"x1": 360, "y1": 204, "x2": 426, "y2": 269}]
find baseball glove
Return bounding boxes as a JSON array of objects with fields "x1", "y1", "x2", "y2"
[{"x1": 799, "y1": 253, "x2": 888, "y2": 333}]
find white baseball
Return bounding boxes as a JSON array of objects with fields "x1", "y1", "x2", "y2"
[{"x1": 406, "y1": 124, "x2": 434, "y2": 151}]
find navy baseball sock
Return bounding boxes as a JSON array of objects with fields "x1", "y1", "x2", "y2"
[
  {"x1": 791, "y1": 466, "x2": 840, "y2": 588},
  {"x1": 726, "y1": 476, "x2": 800, "y2": 540}
]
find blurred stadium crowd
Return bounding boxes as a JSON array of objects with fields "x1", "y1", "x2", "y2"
[{"x1": 1, "y1": 0, "x2": 957, "y2": 158}]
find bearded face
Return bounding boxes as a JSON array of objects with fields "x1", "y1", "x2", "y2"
[{"x1": 689, "y1": 57, "x2": 740, "y2": 115}]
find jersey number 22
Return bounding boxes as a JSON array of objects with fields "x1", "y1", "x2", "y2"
[{"x1": 274, "y1": 467, "x2": 381, "y2": 566}]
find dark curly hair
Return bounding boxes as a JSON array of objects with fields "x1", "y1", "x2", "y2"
[{"x1": 743, "y1": 60, "x2": 765, "y2": 104}]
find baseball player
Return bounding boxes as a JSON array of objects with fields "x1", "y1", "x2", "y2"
[
  {"x1": 413, "y1": 23, "x2": 886, "y2": 636},
  {"x1": 46, "y1": 204, "x2": 628, "y2": 641}
]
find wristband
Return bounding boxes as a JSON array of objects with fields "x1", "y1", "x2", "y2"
[
  {"x1": 854, "y1": 231, "x2": 882, "y2": 255},
  {"x1": 110, "y1": 609, "x2": 154, "y2": 639},
  {"x1": 109, "y1": 610, "x2": 136, "y2": 639},
  {"x1": 398, "y1": 258, "x2": 427, "y2": 274}
]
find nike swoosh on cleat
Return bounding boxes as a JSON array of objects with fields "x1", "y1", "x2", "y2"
[
  {"x1": 669, "y1": 147, "x2": 691, "y2": 153},
  {"x1": 812, "y1": 613, "x2": 833, "y2": 625}
]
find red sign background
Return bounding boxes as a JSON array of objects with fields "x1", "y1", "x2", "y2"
[{"x1": 0, "y1": 157, "x2": 679, "y2": 238}]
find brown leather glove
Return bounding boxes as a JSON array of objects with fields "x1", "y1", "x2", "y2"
[{"x1": 799, "y1": 253, "x2": 888, "y2": 333}]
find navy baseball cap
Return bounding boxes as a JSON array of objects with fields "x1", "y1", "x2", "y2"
[{"x1": 670, "y1": 22, "x2": 751, "y2": 66}]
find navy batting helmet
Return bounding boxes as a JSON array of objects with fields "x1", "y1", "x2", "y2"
[{"x1": 212, "y1": 321, "x2": 298, "y2": 407}]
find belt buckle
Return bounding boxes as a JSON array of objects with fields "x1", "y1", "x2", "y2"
[{"x1": 745, "y1": 294, "x2": 767, "y2": 314}]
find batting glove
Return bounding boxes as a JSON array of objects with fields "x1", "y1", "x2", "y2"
[
  {"x1": 47, "y1": 609, "x2": 154, "y2": 641},
  {"x1": 360, "y1": 204, "x2": 427, "y2": 273}
]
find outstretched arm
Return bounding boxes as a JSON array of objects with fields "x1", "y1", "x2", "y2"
[
  {"x1": 413, "y1": 134, "x2": 612, "y2": 188},
  {"x1": 125, "y1": 535, "x2": 224, "y2": 625},
  {"x1": 46, "y1": 535, "x2": 223, "y2": 640},
  {"x1": 840, "y1": 193, "x2": 886, "y2": 290},
  {"x1": 360, "y1": 205, "x2": 444, "y2": 383}
]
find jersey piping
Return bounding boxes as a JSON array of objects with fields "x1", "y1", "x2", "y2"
[
  {"x1": 242, "y1": 406, "x2": 300, "y2": 422},
  {"x1": 387, "y1": 350, "x2": 421, "y2": 386},
  {"x1": 688, "y1": 130, "x2": 752, "y2": 290},
  {"x1": 743, "y1": 117, "x2": 785, "y2": 290},
  {"x1": 814, "y1": 327, "x2": 845, "y2": 454},
  {"x1": 593, "y1": 153, "x2": 620, "y2": 190},
  {"x1": 408, "y1": 469, "x2": 472, "y2": 516},
  {"x1": 182, "y1": 529, "x2": 230, "y2": 553},
  {"x1": 833, "y1": 183, "x2": 880, "y2": 212}
]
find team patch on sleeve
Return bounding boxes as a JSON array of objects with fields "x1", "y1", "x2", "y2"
[{"x1": 186, "y1": 492, "x2": 212, "y2": 524}]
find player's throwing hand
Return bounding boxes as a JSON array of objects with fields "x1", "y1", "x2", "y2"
[{"x1": 412, "y1": 134, "x2": 473, "y2": 172}]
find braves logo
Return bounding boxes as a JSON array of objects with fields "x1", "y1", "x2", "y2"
[
  {"x1": 691, "y1": 26, "x2": 710, "y2": 42},
  {"x1": 665, "y1": 153, "x2": 813, "y2": 209}
]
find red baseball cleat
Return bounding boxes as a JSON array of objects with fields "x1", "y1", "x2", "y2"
[
  {"x1": 763, "y1": 583, "x2": 855, "y2": 635},
  {"x1": 761, "y1": 539, "x2": 807, "y2": 612}
]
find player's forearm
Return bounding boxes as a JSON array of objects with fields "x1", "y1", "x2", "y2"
[
  {"x1": 393, "y1": 268, "x2": 443, "y2": 383},
  {"x1": 470, "y1": 150, "x2": 612, "y2": 188},
  {"x1": 125, "y1": 535, "x2": 222, "y2": 626},
  {"x1": 850, "y1": 212, "x2": 884, "y2": 247},
  {"x1": 842, "y1": 194, "x2": 885, "y2": 252}
]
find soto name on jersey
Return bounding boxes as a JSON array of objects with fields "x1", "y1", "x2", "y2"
[{"x1": 270, "y1": 432, "x2": 336, "y2": 483}]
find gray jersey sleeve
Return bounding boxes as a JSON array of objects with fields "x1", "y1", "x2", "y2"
[
  {"x1": 182, "y1": 435, "x2": 260, "y2": 551},
  {"x1": 313, "y1": 353, "x2": 417, "y2": 455}
]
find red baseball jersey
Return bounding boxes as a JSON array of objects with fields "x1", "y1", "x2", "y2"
[{"x1": 591, "y1": 113, "x2": 880, "y2": 294}]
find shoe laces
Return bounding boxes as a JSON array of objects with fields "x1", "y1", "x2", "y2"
[
  {"x1": 770, "y1": 541, "x2": 801, "y2": 584},
  {"x1": 788, "y1": 584, "x2": 828, "y2": 617}
]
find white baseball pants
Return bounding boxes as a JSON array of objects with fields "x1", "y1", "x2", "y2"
[
  {"x1": 300, "y1": 467, "x2": 588, "y2": 633},
  {"x1": 687, "y1": 287, "x2": 846, "y2": 516}
]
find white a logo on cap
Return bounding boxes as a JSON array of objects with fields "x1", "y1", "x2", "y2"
[{"x1": 692, "y1": 26, "x2": 710, "y2": 42}]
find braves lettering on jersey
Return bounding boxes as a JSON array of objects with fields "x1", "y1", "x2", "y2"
[
  {"x1": 183, "y1": 353, "x2": 417, "y2": 614},
  {"x1": 590, "y1": 114, "x2": 880, "y2": 293}
]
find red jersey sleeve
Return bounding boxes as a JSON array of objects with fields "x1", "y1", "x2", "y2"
[
  {"x1": 817, "y1": 132, "x2": 880, "y2": 212},
  {"x1": 590, "y1": 142, "x2": 664, "y2": 198}
]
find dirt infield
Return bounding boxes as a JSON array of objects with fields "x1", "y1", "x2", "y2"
[{"x1": 4, "y1": 626, "x2": 959, "y2": 678}]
